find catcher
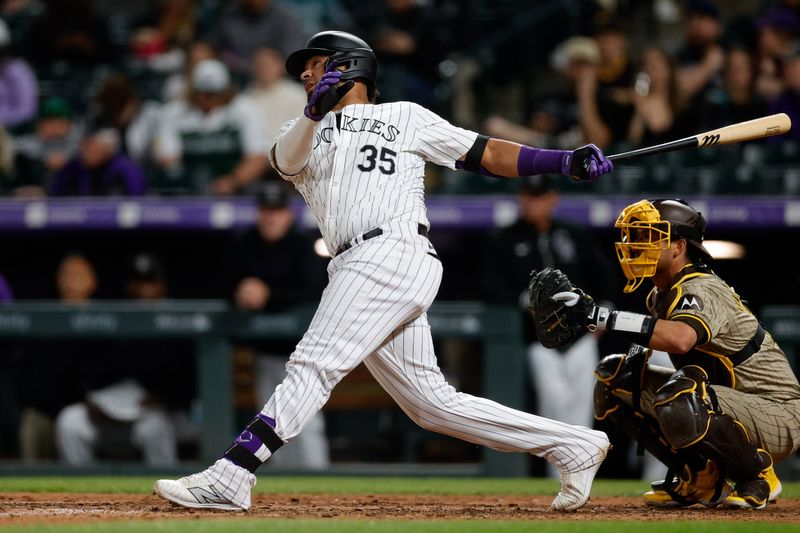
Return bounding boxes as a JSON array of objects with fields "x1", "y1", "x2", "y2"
[{"x1": 528, "y1": 198, "x2": 800, "y2": 509}]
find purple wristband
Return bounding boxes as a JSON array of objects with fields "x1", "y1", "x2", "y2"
[{"x1": 517, "y1": 146, "x2": 569, "y2": 176}]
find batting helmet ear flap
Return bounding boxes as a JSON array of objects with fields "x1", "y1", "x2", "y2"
[{"x1": 326, "y1": 50, "x2": 378, "y2": 100}]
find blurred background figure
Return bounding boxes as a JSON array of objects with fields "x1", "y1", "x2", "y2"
[
  {"x1": 287, "y1": 0, "x2": 354, "y2": 38},
  {"x1": 129, "y1": 0, "x2": 200, "y2": 75},
  {"x1": 239, "y1": 46, "x2": 306, "y2": 168},
  {"x1": 628, "y1": 46, "x2": 683, "y2": 146},
  {"x1": 581, "y1": 17, "x2": 635, "y2": 149},
  {"x1": 9, "y1": 96, "x2": 82, "y2": 197},
  {"x1": 55, "y1": 252, "x2": 197, "y2": 466},
  {"x1": 225, "y1": 181, "x2": 329, "y2": 470},
  {"x1": 676, "y1": 0, "x2": 725, "y2": 134},
  {"x1": 49, "y1": 122, "x2": 147, "y2": 197},
  {"x1": 768, "y1": 50, "x2": 800, "y2": 142},
  {"x1": 754, "y1": 5, "x2": 800, "y2": 102},
  {"x1": 484, "y1": 35, "x2": 597, "y2": 151},
  {"x1": 213, "y1": 0, "x2": 306, "y2": 78},
  {"x1": 0, "y1": 18, "x2": 37, "y2": 132},
  {"x1": 162, "y1": 38, "x2": 218, "y2": 103},
  {"x1": 154, "y1": 58, "x2": 268, "y2": 195},
  {"x1": 365, "y1": 0, "x2": 448, "y2": 105},
  {"x1": 482, "y1": 175, "x2": 617, "y2": 477},
  {"x1": 26, "y1": 0, "x2": 115, "y2": 68},
  {"x1": 17, "y1": 252, "x2": 101, "y2": 462},
  {"x1": 711, "y1": 46, "x2": 767, "y2": 127},
  {"x1": 86, "y1": 73, "x2": 163, "y2": 172}
]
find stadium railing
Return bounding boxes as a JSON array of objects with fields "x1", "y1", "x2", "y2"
[{"x1": 0, "y1": 300, "x2": 526, "y2": 477}]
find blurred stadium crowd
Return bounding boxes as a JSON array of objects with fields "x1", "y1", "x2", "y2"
[{"x1": 0, "y1": 0, "x2": 799, "y2": 196}]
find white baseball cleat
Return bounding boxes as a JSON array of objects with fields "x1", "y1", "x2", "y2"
[
  {"x1": 551, "y1": 437, "x2": 611, "y2": 511},
  {"x1": 154, "y1": 459, "x2": 256, "y2": 511}
]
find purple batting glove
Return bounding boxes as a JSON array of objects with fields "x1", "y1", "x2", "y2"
[
  {"x1": 304, "y1": 60, "x2": 356, "y2": 121},
  {"x1": 562, "y1": 143, "x2": 614, "y2": 181}
]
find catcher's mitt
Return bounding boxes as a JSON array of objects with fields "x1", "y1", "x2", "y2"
[{"x1": 528, "y1": 268, "x2": 595, "y2": 349}]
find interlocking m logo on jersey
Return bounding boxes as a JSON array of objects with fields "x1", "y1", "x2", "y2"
[
  {"x1": 700, "y1": 134, "x2": 720, "y2": 146},
  {"x1": 188, "y1": 485, "x2": 229, "y2": 505},
  {"x1": 678, "y1": 294, "x2": 704, "y2": 311}
]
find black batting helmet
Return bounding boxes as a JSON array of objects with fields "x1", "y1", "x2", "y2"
[{"x1": 286, "y1": 31, "x2": 378, "y2": 99}]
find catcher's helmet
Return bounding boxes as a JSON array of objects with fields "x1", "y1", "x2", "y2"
[
  {"x1": 286, "y1": 31, "x2": 378, "y2": 98},
  {"x1": 614, "y1": 199, "x2": 711, "y2": 293}
]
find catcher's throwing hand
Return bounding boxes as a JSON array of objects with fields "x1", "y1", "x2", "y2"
[
  {"x1": 528, "y1": 268, "x2": 598, "y2": 349},
  {"x1": 304, "y1": 60, "x2": 355, "y2": 121}
]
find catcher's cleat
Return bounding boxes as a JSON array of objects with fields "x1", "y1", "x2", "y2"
[
  {"x1": 154, "y1": 459, "x2": 256, "y2": 511},
  {"x1": 723, "y1": 452, "x2": 782, "y2": 510},
  {"x1": 643, "y1": 461, "x2": 732, "y2": 508},
  {"x1": 551, "y1": 433, "x2": 611, "y2": 511}
]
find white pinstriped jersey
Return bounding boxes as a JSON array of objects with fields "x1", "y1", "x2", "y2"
[{"x1": 269, "y1": 102, "x2": 478, "y2": 254}]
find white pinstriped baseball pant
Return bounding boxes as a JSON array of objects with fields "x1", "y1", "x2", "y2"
[{"x1": 261, "y1": 221, "x2": 608, "y2": 472}]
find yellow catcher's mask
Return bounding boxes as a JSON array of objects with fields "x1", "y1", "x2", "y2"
[
  {"x1": 614, "y1": 199, "x2": 711, "y2": 293},
  {"x1": 614, "y1": 200, "x2": 668, "y2": 293}
]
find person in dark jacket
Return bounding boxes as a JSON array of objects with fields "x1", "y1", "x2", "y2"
[
  {"x1": 482, "y1": 175, "x2": 617, "y2": 477},
  {"x1": 50, "y1": 124, "x2": 147, "y2": 196},
  {"x1": 225, "y1": 180, "x2": 329, "y2": 470}
]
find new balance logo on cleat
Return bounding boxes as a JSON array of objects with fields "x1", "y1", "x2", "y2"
[{"x1": 187, "y1": 485, "x2": 230, "y2": 505}]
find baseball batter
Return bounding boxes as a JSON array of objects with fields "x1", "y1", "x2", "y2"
[
  {"x1": 155, "y1": 30, "x2": 614, "y2": 512},
  {"x1": 530, "y1": 198, "x2": 799, "y2": 510}
]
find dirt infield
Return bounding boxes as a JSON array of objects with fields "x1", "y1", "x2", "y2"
[{"x1": 1, "y1": 493, "x2": 799, "y2": 525}]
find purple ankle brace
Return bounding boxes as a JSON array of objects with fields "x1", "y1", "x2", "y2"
[{"x1": 223, "y1": 413, "x2": 282, "y2": 472}]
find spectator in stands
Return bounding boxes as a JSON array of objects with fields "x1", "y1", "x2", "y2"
[
  {"x1": 675, "y1": 0, "x2": 725, "y2": 133},
  {"x1": 50, "y1": 122, "x2": 147, "y2": 197},
  {"x1": 213, "y1": 0, "x2": 307, "y2": 77},
  {"x1": 225, "y1": 181, "x2": 329, "y2": 470},
  {"x1": 154, "y1": 59, "x2": 268, "y2": 195},
  {"x1": 285, "y1": 0, "x2": 355, "y2": 38},
  {"x1": 26, "y1": 0, "x2": 115, "y2": 67},
  {"x1": 0, "y1": 0, "x2": 44, "y2": 56},
  {"x1": 10, "y1": 97, "x2": 82, "y2": 197},
  {"x1": 55, "y1": 252, "x2": 197, "y2": 466},
  {"x1": 365, "y1": 0, "x2": 447, "y2": 105},
  {"x1": 483, "y1": 37, "x2": 597, "y2": 150},
  {"x1": 162, "y1": 38, "x2": 219, "y2": 102},
  {"x1": 584, "y1": 18, "x2": 636, "y2": 149},
  {"x1": 129, "y1": 0, "x2": 199, "y2": 74},
  {"x1": 754, "y1": 6, "x2": 800, "y2": 102},
  {"x1": 628, "y1": 47, "x2": 684, "y2": 146},
  {"x1": 713, "y1": 47, "x2": 767, "y2": 127},
  {"x1": 87, "y1": 73, "x2": 162, "y2": 169},
  {"x1": 18, "y1": 252, "x2": 101, "y2": 462},
  {"x1": 481, "y1": 175, "x2": 617, "y2": 478},
  {"x1": 768, "y1": 50, "x2": 800, "y2": 142},
  {"x1": 0, "y1": 18, "x2": 37, "y2": 131},
  {"x1": 239, "y1": 46, "x2": 306, "y2": 164}
]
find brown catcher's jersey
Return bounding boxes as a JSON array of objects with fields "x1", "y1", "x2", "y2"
[{"x1": 646, "y1": 263, "x2": 800, "y2": 398}]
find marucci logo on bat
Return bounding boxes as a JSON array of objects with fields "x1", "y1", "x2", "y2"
[{"x1": 700, "y1": 134, "x2": 721, "y2": 146}]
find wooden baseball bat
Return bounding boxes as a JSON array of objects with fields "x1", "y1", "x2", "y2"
[{"x1": 606, "y1": 113, "x2": 792, "y2": 162}]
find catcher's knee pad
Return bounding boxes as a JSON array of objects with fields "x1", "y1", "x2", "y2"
[
  {"x1": 653, "y1": 365, "x2": 713, "y2": 450},
  {"x1": 594, "y1": 344, "x2": 648, "y2": 407},
  {"x1": 593, "y1": 376, "x2": 619, "y2": 420}
]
